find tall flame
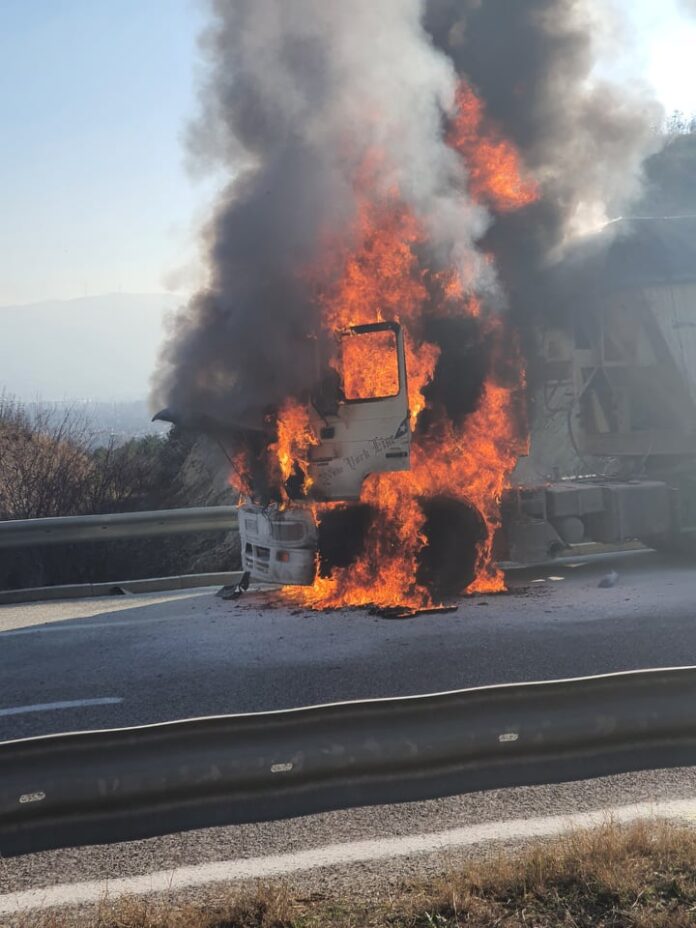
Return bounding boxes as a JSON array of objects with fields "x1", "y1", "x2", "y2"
[
  {"x1": 448, "y1": 83, "x2": 539, "y2": 212},
  {"x1": 312, "y1": 190, "x2": 441, "y2": 427},
  {"x1": 271, "y1": 82, "x2": 532, "y2": 608},
  {"x1": 269, "y1": 398, "x2": 319, "y2": 502}
]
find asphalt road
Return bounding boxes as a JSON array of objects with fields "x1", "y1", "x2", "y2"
[{"x1": 2, "y1": 549, "x2": 696, "y2": 741}]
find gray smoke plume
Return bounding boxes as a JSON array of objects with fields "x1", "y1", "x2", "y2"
[
  {"x1": 152, "y1": 0, "x2": 491, "y2": 428},
  {"x1": 153, "y1": 0, "x2": 663, "y2": 425},
  {"x1": 424, "y1": 0, "x2": 663, "y2": 314}
]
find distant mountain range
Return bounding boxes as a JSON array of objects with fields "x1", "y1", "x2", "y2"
[{"x1": 0, "y1": 292, "x2": 183, "y2": 402}]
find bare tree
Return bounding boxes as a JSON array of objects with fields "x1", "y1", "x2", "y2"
[
  {"x1": 0, "y1": 394, "x2": 166, "y2": 519},
  {"x1": 0, "y1": 395, "x2": 94, "y2": 519},
  {"x1": 665, "y1": 110, "x2": 696, "y2": 136},
  {"x1": 0, "y1": 395, "x2": 235, "y2": 588}
]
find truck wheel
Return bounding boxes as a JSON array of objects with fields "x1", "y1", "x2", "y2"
[
  {"x1": 416, "y1": 496, "x2": 486, "y2": 603},
  {"x1": 317, "y1": 504, "x2": 375, "y2": 576}
]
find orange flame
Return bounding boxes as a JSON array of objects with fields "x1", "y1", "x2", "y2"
[
  {"x1": 448, "y1": 83, "x2": 538, "y2": 213},
  {"x1": 270, "y1": 398, "x2": 319, "y2": 501},
  {"x1": 314, "y1": 192, "x2": 440, "y2": 428},
  {"x1": 338, "y1": 327, "x2": 400, "y2": 401},
  {"x1": 228, "y1": 449, "x2": 253, "y2": 500},
  {"x1": 264, "y1": 82, "x2": 535, "y2": 608},
  {"x1": 290, "y1": 314, "x2": 526, "y2": 610}
]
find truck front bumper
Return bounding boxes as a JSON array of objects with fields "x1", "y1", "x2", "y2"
[{"x1": 238, "y1": 504, "x2": 317, "y2": 585}]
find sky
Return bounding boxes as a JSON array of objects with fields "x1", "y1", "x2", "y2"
[
  {"x1": 0, "y1": 0, "x2": 211, "y2": 306},
  {"x1": 1, "y1": 0, "x2": 695, "y2": 307}
]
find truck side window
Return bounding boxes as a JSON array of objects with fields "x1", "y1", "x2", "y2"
[{"x1": 338, "y1": 328, "x2": 399, "y2": 401}]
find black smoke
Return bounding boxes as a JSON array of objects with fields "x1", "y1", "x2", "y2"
[
  {"x1": 419, "y1": 316, "x2": 490, "y2": 428},
  {"x1": 424, "y1": 0, "x2": 662, "y2": 329},
  {"x1": 152, "y1": 0, "x2": 488, "y2": 428},
  {"x1": 153, "y1": 0, "x2": 662, "y2": 431}
]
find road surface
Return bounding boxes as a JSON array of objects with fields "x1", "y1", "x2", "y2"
[{"x1": 1, "y1": 549, "x2": 695, "y2": 741}]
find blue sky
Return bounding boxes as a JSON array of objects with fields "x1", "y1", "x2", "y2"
[
  {"x1": 1, "y1": 0, "x2": 695, "y2": 306},
  {"x1": 0, "y1": 0, "x2": 209, "y2": 305}
]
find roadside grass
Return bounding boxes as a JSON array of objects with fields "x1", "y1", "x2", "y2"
[{"x1": 16, "y1": 818, "x2": 696, "y2": 928}]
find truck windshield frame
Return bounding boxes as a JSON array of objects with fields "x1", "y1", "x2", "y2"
[{"x1": 338, "y1": 320, "x2": 403, "y2": 405}]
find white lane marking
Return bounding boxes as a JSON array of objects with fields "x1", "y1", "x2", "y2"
[
  {"x1": 0, "y1": 616, "x2": 196, "y2": 637},
  {"x1": 0, "y1": 698, "x2": 122, "y2": 718},
  {"x1": 3, "y1": 798, "x2": 696, "y2": 915}
]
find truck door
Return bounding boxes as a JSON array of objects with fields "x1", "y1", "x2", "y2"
[{"x1": 308, "y1": 321, "x2": 411, "y2": 501}]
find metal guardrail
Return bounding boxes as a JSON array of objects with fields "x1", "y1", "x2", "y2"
[
  {"x1": 2, "y1": 666, "x2": 696, "y2": 857},
  {"x1": 0, "y1": 506, "x2": 239, "y2": 548},
  {"x1": 0, "y1": 571, "x2": 245, "y2": 605}
]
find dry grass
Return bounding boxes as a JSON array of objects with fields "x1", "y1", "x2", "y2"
[{"x1": 15, "y1": 819, "x2": 696, "y2": 928}]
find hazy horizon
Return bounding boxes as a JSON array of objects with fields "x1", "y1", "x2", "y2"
[{"x1": 0, "y1": 291, "x2": 179, "y2": 403}]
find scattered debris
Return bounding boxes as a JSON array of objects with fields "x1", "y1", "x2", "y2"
[
  {"x1": 369, "y1": 604, "x2": 459, "y2": 619},
  {"x1": 598, "y1": 570, "x2": 619, "y2": 588},
  {"x1": 508, "y1": 585, "x2": 530, "y2": 596},
  {"x1": 216, "y1": 571, "x2": 251, "y2": 600}
]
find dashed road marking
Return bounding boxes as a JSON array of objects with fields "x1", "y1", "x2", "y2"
[{"x1": 0, "y1": 697, "x2": 122, "y2": 718}]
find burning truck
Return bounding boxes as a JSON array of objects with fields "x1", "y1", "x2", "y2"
[
  {"x1": 236, "y1": 303, "x2": 522, "y2": 606},
  {"x1": 158, "y1": 77, "x2": 533, "y2": 611},
  {"x1": 217, "y1": 213, "x2": 696, "y2": 606},
  {"x1": 153, "y1": 0, "x2": 685, "y2": 611}
]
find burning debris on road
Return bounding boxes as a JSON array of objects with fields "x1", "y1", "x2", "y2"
[{"x1": 153, "y1": 0, "x2": 662, "y2": 611}]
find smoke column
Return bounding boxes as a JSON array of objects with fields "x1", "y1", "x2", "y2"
[
  {"x1": 424, "y1": 0, "x2": 662, "y2": 327},
  {"x1": 153, "y1": 0, "x2": 491, "y2": 428},
  {"x1": 153, "y1": 0, "x2": 662, "y2": 424}
]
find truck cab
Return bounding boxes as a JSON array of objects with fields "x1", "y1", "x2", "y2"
[{"x1": 239, "y1": 321, "x2": 410, "y2": 584}]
